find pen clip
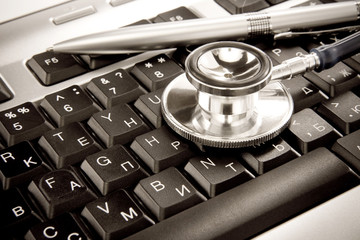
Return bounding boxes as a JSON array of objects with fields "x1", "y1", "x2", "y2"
[{"x1": 274, "y1": 25, "x2": 360, "y2": 40}]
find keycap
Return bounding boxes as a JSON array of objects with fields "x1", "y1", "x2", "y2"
[
  {"x1": 0, "y1": 141, "x2": 50, "y2": 190},
  {"x1": 125, "y1": 148, "x2": 359, "y2": 240},
  {"x1": 215, "y1": 0, "x2": 270, "y2": 14},
  {"x1": 27, "y1": 52, "x2": 87, "y2": 85},
  {"x1": 25, "y1": 213, "x2": 91, "y2": 240},
  {"x1": 281, "y1": 76, "x2": 326, "y2": 112},
  {"x1": 266, "y1": 44, "x2": 308, "y2": 64},
  {"x1": 80, "y1": 54, "x2": 130, "y2": 70},
  {"x1": 152, "y1": 6, "x2": 199, "y2": 23},
  {"x1": 332, "y1": 129, "x2": 360, "y2": 174},
  {"x1": 240, "y1": 137, "x2": 299, "y2": 175},
  {"x1": 0, "y1": 102, "x2": 53, "y2": 146},
  {"x1": 0, "y1": 188, "x2": 42, "y2": 238},
  {"x1": 343, "y1": 52, "x2": 360, "y2": 73},
  {"x1": 134, "y1": 167, "x2": 206, "y2": 221},
  {"x1": 304, "y1": 62, "x2": 359, "y2": 97},
  {"x1": 0, "y1": 76, "x2": 12, "y2": 103},
  {"x1": 40, "y1": 85, "x2": 101, "y2": 127},
  {"x1": 28, "y1": 167, "x2": 96, "y2": 219},
  {"x1": 81, "y1": 190, "x2": 154, "y2": 240},
  {"x1": 283, "y1": 108, "x2": 340, "y2": 154},
  {"x1": 81, "y1": 145, "x2": 148, "y2": 195},
  {"x1": 87, "y1": 69, "x2": 146, "y2": 108},
  {"x1": 317, "y1": 91, "x2": 360, "y2": 134},
  {"x1": 38, "y1": 122, "x2": 101, "y2": 168},
  {"x1": 130, "y1": 126, "x2": 195, "y2": 173},
  {"x1": 134, "y1": 88, "x2": 165, "y2": 128},
  {"x1": 185, "y1": 154, "x2": 253, "y2": 197},
  {"x1": 87, "y1": 104, "x2": 150, "y2": 148},
  {"x1": 131, "y1": 54, "x2": 184, "y2": 91}
]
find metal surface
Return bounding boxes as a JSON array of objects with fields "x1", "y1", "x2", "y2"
[
  {"x1": 50, "y1": 1, "x2": 360, "y2": 54},
  {"x1": 162, "y1": 42, "x2": 293, "y2": 148}
]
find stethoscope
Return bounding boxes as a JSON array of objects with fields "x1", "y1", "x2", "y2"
[{"x1": 161, "y1": 31, "x2": 360, "y2": 148}]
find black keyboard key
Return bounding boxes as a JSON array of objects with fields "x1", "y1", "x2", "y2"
[
  {"x1": 41, "y1": 85, "x2": 100, "y2": 127},
  {"x1": 317, "y1": 91, "x2": 360, "y2": 134},
  {"x1": 0, "y1": 102, "x2": 53, "y2": 146},
  {"x1": 0, "y1": 76, "x2": 12, "y2": 103},
  {"x1": 125, "y1": 148, "x2": 359, "y2": 240},
  {"x1": 130, "y1": 126, "x2": 194, "y2": 173},
  {"x1": 343, "y1": 52, "x2": 360, "y2": 72},
  {"x1": 81, "y1": 145, "x2": 148, "y2": 195},
  {"x1": 28, "y1": 167, "x2": 96, "y2": 219},
  {"x1": 0, "y1": 141, "x2": 50, "y2": 190},
  {"x1": 88, "y1": 104, "x2": 150, "y2": 148},
  {"x1": 134, "y1": 88, "x2": 164, "y2": 128},
  {"x1": 81, "y1": 190, "x2": 154, "y2": 240},
  {"x1": 87, "y1": 69, "x2": 146, "y2": 108},
  {"x1": 27, "y1": 52, "x2": 87, "y2": 85},
  {"x1": 80, "y1": 54, "x2": 130, "y2": 70},
  {"x1": 134, "y1": 167, "x2": 206, "y2": 221},
  {"x1": 25, "y1": 213, "x2": 91, "y2": 240},
  {"x1": 241, "y1": 137, "x2": 299, "y2": 175},
  {"x1": 266, "y1": 44, "x2": 308, "y2": 64},
  {"x1": 153, "y1": 6, "x2": 199, "y2": 23},
  {"x1": 332, "y1": 129, "x2": 360, "y2": 174},
  {"x1": 281, "y1": 76, "x2": 326, "y2": 112},
  {"x1": 38, "y1": 122, "x2": 101, "y2": 168},
  {"x1": 131, "y1": 54, "x2": 184, "y2": 91},
  {"x1": 284, "y1": 108, "x2": 340, "y2": 154},
  {"x1": 185, "y1": 155, "x2": 253, "y2": 197},
  {"x1": 215, "y1": 0, "x2": 269, "y2": 14},
  {"x1": 1, "y1": 188, "x2": 41, "y2": 238},
  {"x1": 304, "y1": 62, "x2": 359, "y2": 97}
]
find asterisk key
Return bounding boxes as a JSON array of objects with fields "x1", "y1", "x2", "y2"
[
  {"x1": 157, "y1": 57, "x2": 166, "y2": 63},
  {"x1": 145, "y1": 62, "x2": 153, "y2": 68}
]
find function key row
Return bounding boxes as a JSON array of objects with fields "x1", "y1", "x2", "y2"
[{"x1": 26, "y1": 7, "x2": 199, "y2": 86}]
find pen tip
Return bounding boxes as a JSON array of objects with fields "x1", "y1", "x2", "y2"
[{"x1": 47, "y1": 47, "x2": 54, "y2": 52}]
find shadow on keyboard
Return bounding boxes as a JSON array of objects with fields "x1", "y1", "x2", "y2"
[{"x1": 0, "y1": 0, "x2": 359, "y2": 239}]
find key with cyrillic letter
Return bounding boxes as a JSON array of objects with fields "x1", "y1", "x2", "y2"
[
  {"x1": 81, "y1": 190, "x2": 154, "y2": 240},
  {"x1": 134, "y1": 167, "x2": 206, "y2": 221},
  {"x1": 28, "y1": 167, "x2": 96, "y2": 219}
]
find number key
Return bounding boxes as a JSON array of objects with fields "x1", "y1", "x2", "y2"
[
  {"x1": 41, "y1": 85, "x2": 101, "y2": 127},
  {"x1": 0, "y1": 102, "x2": 53, "y2": 146},
  {"x1": 131, "y1": 54, "x2": 184, "y2": 91},
  {"x1": 87, "y1": 69, "x2": 146, "y2": 108}
]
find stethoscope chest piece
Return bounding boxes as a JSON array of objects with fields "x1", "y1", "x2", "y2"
[{"x1": 161, "y1": 42, "x2": 293, "y2": 148}]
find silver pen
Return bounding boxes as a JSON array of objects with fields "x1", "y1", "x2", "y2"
[{"x1": 49, "y1": 1, "x2": 360, "y2": 54}]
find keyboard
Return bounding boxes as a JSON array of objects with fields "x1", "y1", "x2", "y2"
[{"x1": 0, "y1": 0, "x2": 360, "y2": 239}]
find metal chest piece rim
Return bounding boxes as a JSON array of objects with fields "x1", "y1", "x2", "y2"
[{"x1": 161, "y1": 41, "x2": 294, "y2": 148}]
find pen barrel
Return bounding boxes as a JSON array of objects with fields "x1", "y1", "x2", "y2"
[
  {"x1": 264, "y1": 1, "x2": 359, "y2": 34},
  {"x1": 51, "y1": 1, "x2": 360, "y2": 54}
]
